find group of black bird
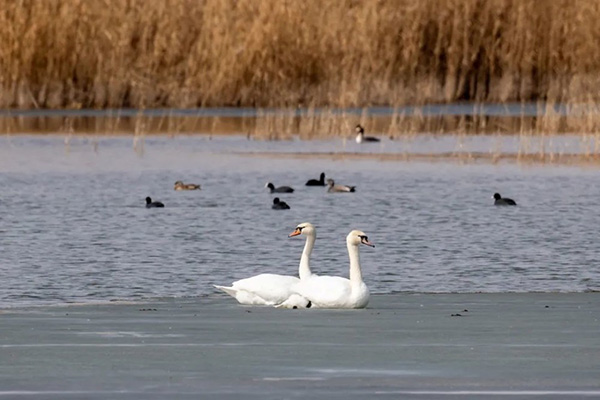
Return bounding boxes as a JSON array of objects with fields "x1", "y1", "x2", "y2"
[
  {"x1": 266, "y1": 172, "x2": 358, "y2": 210},
  {"x1": 143, "y1": 173, "x2": 358, "y2": 210},
  {"x1": 146, "y1": 181, "x2": 516, "y2": 210},
  {"x1": 144, "y1": 125, "x2": 517, "y2": 209}
]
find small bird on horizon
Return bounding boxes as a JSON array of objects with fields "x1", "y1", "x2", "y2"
[{"x1": 355, "y1": 124, "x2": 380, "y2": 144}]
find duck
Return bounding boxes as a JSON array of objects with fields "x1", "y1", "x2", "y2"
[
  {"x1": 355, "y1": 124, "x2": 380, "y2": 144},
  {"x1": 493, "y1": 193, "x2": 517, "y2": 206},
  {"x1": 265, "y1": 182, "x2": 294, "y2": 193},
  {"x1": 145, "y1": 197, "x2": 164, "y2": 208},
  {"x1": 306, "y1": 172, "x2": 326, "y2": 186},
  {"x1": 214, "y1": 223, "x2": 317, "y2": 306},
  {"x1": 272, "y1": 197, "x2": 290, "y2": 210},
  {"x1": 278, "y1": 230, "x2": 374, "y2": 309},
  {"x1": 174, "y1": 181, "x2": 201, "y2": 190},
  {"x1": 327, "y1": 178, "x2": 355, "y2": 193}
]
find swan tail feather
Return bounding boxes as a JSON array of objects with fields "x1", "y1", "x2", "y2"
[{"x1": 213, "y1": 285, "x2": 238, "y2": 298}]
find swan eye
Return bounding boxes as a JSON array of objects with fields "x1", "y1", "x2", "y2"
[{"x1": 297, "y1": 226, "x2": 304, "y2": 231}]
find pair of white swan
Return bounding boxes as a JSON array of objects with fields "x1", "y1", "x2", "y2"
[{"x1": 213, "y1": 223, "x2": 374, "y2": 309}]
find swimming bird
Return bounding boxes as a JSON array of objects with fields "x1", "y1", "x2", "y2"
[
  {"x1": 355, "y1": 124, "x2": 380, "y2": 144},
  {"x1": 174, "y1": 181, "x2": 201, "y2": 190},
  {"x1": 306, "y1": 172, "x2": 326, "y2": 186},
  {"x1": 493, "y1": 193, "x2": 517, "y2": 206},
  {"x1": 272, "y1": 197, "x2": 290, "y2": 210},
  {"x1": 265, "y1": 182, "x2": 294, "y2": 193},
  {"x1": 145, "y1": 197, "x2": 165, "y2": 208},
  {"x1": 327, "y1": 178, "x2": 355, "y2": 193},
  {"x1": 214, "y1": 223, "x2": 317, "y2": 306},
  {"x1": 278, "y1": 229, "x2": 374, "y2": 309}
]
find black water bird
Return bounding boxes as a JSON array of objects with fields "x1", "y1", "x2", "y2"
[
  {"x1": 306, "y1": 172, "x2": 326, "y2": 186},
  {"x1": 265, "y1": 182, "x2": 294, "y2": 193},
  {"x1": 493, "y1": 193, "x2": 517, "y2": 206},
  {"x1": 146, "y1": 197, "x2": 165, "y2": 208},
  {"x1": 272, "y1": 197, "x2": 290, "y2": 210}
]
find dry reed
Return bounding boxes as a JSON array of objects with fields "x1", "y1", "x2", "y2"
[{"x1": 2, "y1": 0, "x2": 600, "y2": 110}]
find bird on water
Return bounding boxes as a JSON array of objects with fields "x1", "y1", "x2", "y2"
[
  {"x1": 145, "y1": 197, "x2": 165, "y2": 208},
  {"x1": 355, "y1": 124, "x2": 380, "y2": 144},
  {"x1": 493, "y1": 193, "x2": 517, "y2": 206}
]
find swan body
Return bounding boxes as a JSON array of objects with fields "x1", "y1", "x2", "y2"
[
  {"x1": 214, "y1": 223, "x2": 316, "y2": 306},
  {"x1": 278, "y1": 230, "x2": 374, "y2": 309},
  {"x1": 214, "y1": 274, "x2": 300, "y2": 305}
]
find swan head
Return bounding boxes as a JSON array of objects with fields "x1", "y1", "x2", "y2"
[
  {"x1": 319, "y1": 172, "x2": 325, "y2": 180},
  {"x1": 289, "y1": 222, "x2": 316, "y2": 238},
  {"x1": 347, "y1": 230, "x2": 375, "y2": 247}
]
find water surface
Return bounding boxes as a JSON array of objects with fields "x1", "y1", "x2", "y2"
[{"x1": 1, "y1": 135, "x2": 599, "y2": 307}]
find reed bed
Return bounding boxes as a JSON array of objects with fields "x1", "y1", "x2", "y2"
[{"x1": 2, "y1": 0, "x2": 600, "y2": 111}]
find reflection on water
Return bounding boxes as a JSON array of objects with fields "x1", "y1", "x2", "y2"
[
  {"x1": 2, "y1": 103, "x2": 600, "y2": 140},
  {"x1": 0, "y1": 103, "x2": 578, "y2": 118},
  {"x1": 0, "y1": 135, "x2": 599, "y2": 307}
]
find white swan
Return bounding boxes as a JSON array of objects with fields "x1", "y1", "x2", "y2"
[
  {"x1": 278, "y1": 229, "x2": 374, "y2": 309},
  {"x1": 214, "y1": 223, "x2": 316, "y2": 306}
]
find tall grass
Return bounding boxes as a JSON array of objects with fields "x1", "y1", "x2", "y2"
[{"x1": 2, "y1": 0, "x2": 600, "y2": 110}]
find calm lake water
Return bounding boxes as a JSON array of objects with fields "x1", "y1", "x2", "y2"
[{"x1": 1, "y1": 135, "x2": 599, "y2": 307}]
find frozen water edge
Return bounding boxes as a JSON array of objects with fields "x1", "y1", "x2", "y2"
[{"x1": 0, "y1": 293, "x2": 598, "y2": 399}]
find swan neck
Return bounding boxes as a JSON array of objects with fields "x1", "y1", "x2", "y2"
[
  {"x1": 299, "y1": 233, "x2": 315, "y2": 280},
  {"x1": 347, "y1": 241, "x2": 363, "y2": 285}
]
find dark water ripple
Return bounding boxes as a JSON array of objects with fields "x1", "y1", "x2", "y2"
[{"x1": 0, "y1": 135, "x2": 599, "y2": 307}]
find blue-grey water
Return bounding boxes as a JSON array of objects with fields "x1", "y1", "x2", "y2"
[
  {"x1": 0, "y1": 102, "x2": 591, "y2": 117},
  {"x1": 1, "y1": 135, "x2": 599, "y2": 307}
]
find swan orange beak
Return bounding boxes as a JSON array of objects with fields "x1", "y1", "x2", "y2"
[
  {"x1": 361, "y1": 238, "x2": 375, "y2": 247},
  {"x1": 289, "y1": 228, "x2": 302, "y2": 237}
]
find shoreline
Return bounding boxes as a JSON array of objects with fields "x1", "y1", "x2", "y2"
[{"x1": 2, "y1": 290, "x2": 599, "y2": 312}]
